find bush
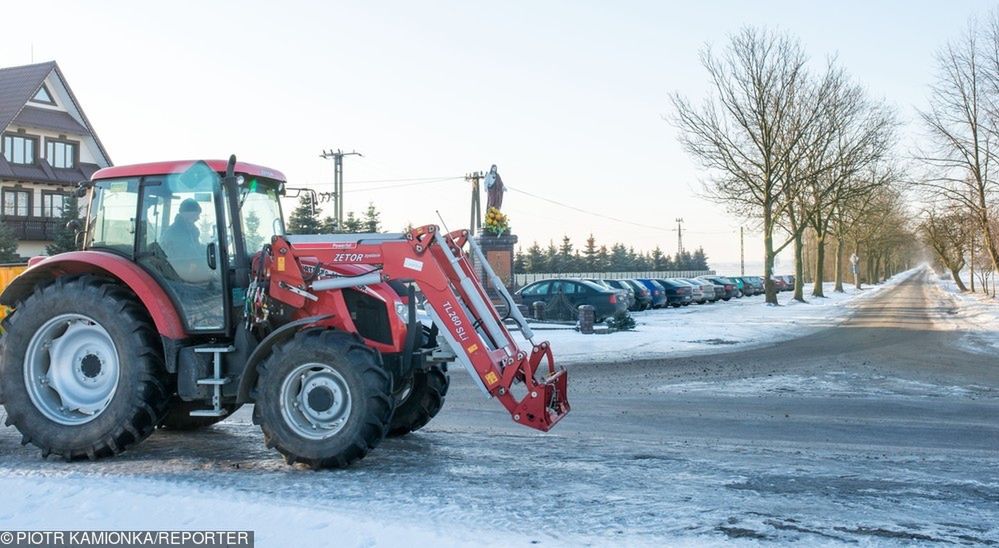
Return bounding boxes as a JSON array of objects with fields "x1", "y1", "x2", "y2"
[{"x1": 606, "y1": 310, "x2": 636, "y2": 331}]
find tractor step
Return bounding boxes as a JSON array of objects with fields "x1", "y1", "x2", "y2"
[
  {"x1": 196, "y1": 378, "x2": 230, "y2": 386},
  {"x1": 189, "y1": 409, "x2": 228, "y2": 418},
  {"x1": 189, "y1": 345, "x2": 234, "y2": 418}
]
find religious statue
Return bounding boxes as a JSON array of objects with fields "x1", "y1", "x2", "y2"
[{"x1": 485, "y1": 164, "x2": 505, "y2": 211}]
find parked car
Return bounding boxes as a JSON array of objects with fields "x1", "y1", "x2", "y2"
[
  {"x1": 729, "y1": 277, "x2": 746, "y2": 298},
  {"x1": 585, "y1": 278, "x2": 631, "y2": 309},
  {"x1": 515, "y1": 278, "x2": 627, "y2": 321},
  {"x1": 635, "y1": 279, "x2": 669, "y2": 309},
  {"x1": 699, "y1": 275, "x2": 738, "y2": 301},
  {"x1": 670, "y1": 278, "x2": 704, "y2": 304},
  {"x1": 655, "y1": 279, "x2": 694, "y2": 307},
  {"x1": 783, "y1": 275, "x2": 796, "y2": 291},
  {"x1": 743, "y1": 276, "x2": 765, "y2": 296},
  {"x1": 621, "y1": 279, "x2": 653, "y2": 310},
  {"x1": 601, "y1": 279, "x2": 641, "y2": 311},
  {"x1": 768, "y1": 275, "x2": 787, "y2": 292},
  {"x1": 682, "y1": 278, "x2": 719, "y2": 303}
]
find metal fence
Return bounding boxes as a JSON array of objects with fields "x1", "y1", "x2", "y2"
[{"x1": 514, "y1": 270, "x2": 715, "y2": 286}]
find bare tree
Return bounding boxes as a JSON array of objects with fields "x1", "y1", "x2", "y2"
[
  {"x1": 671, "y1": 27, "x2": 828, "y2": 304},
  {"x1": 917, "y1": 16, "x2": 999, "y2": 273},
  {"x1": 919, "y1": 205, "x2": 971, "y2": 291}
]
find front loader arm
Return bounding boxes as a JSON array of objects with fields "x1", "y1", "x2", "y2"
[{"x1": 266, "y1": 226, "x2": 570, "y2": 432}]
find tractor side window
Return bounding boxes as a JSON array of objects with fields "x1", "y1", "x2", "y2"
[
  {"x1": 89, "y1": 178, "x2": 139, "y2": 255},
  {"x1": 137, "y1": 163, "x2": 226, "y2": 332},
  {"x1": 239, "y1": 180, "x2": 284, "y2": 257}
]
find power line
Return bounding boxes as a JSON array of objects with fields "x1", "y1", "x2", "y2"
[
  {"x1": 342, "y1": 177, "x2": 458, "y2": 193},
  {"x1": 344, "y1": 176, "x2": 464, "y2": 185},
  {"x1": 506, "y1": 185, "x2": 677, "y2": 233}
]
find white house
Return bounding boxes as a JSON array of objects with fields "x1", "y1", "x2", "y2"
[{"x1": 0, "y1": 61, "x2": 111, "y2": 257}]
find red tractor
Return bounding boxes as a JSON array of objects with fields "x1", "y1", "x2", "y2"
[{"x1": 0, "y1": 157, "x2": 569, "y2": 468}]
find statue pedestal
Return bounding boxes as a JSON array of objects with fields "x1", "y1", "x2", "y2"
[{"x1": 473, "y1": 231, "x2": 518, "y2": 300}]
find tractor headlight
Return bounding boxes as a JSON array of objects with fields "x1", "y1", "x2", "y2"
[{"x1": 395, "y1": 302, "x2": 410, "y2": 324}]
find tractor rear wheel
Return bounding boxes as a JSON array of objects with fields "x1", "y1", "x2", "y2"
[
  {"x1": 387, "y1": 364, "x2": 449, "y2": 437},
  {"x1": 253, "y1": 329, "x2": 393, "y2": 469},
  {"x1": 0, "y1": 275, "x2": 169, "y2": 460},
  {"x1": 159, "y1": 398, "x2": 242, "y2": 430}
]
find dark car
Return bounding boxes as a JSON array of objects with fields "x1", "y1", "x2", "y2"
[
  {"x1": 601, "y1": 279, "x2": 641, "y2": 311},
  {"x1": 738, "y1": 276, "x2": 764, "y2": 296},
  {"x1": 515, "y1": 279, "x2": 627, "y2": 321},
  {"x1": 769, "y1": 276, "x2": 788, "y2": 292},
  {"x1": 587, "y1": 278, "x2": 633, "y2": 309},
  {"x1": 635, "y1": 279, "x2": 669, "y2": 309},
  {"x1": 619, "y1": 279, "x2": 653, "y2": 311},
  {"x1": 698, "y1": 275, "x2": 737, "y2": 301},
  {"x1": 655, "y1": 279, "x2": 693, "y2": 307}
]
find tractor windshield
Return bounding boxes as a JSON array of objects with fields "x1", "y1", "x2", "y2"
[{"x1": 239, "y1": 177, "x2": 284, "y2": 256}]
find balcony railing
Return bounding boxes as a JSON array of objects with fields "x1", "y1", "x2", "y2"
[{"x1": 1, "y1": 217, "x2": 63, "y2": 240}]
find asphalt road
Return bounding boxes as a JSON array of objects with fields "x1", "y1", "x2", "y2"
[{"x1": 1, "y1": 267, "x2": 996, "y2": 545}]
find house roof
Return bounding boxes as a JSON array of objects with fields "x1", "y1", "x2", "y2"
[
  {"x1": 0, "y1": 61, "x2": 55, "y2": 133},
  {"x1": 0, "y1": 61, "x2": 111, "y2": 166},
  {"x1": 14, "y1": 106, "x2": 88, "y2": 134}
]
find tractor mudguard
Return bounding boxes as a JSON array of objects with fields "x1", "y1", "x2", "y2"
[
  {"x1": 235, "y1": 314, "x2": 333, "y2": 403},
  {"x1": 0, "y1": 251, "x2": 186, "y2": 339}
]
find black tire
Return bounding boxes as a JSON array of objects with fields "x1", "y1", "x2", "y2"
[
  {"x1": 158, "y1": 398, "x2": 242, "y2": 430},
  {"x1": 0, "y1": 275, "x2": 169, "y2": 460},
  {"x1": 387, "y1": 364, "x2": 449, "y2": 437},
  {"x1": 254, "y1": 329, "x2": 393, "y2": 468}
]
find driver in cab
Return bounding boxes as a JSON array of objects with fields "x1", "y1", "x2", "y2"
[{"x1": 161, "y1": 198, "x2": 214, "y2": 283}]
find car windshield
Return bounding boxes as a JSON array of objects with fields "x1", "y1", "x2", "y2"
[{"x1": 239, "y1": 177, "x2": 285, "y2": 256}]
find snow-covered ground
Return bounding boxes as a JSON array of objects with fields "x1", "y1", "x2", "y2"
[
  {"x1": 518, "y1": 271, "x2": 914, "y2": 363},
  {"x1": 934, "y1": 271, "x2": 999, "y2": 354}
]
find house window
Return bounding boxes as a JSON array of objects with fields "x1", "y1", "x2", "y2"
[
  {"x1": 46, "y1": 139, "x2": 77, "y2": 169},
  {"x1": 2, "y1": 134, "x2": 37, "y2": 165},
  {"x1": 2, "y1": 188, "x2": 31, "y2": 217},
  {"x1": 30, "y1": 84, "x2": 55, "y2": 105},
  {"x1": 42, "y1": 192, "x2": 66, "y2": 218}
]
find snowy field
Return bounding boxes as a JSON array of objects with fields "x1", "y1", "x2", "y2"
[{"x1": 519, "y1": 273, "x2": 910, "y2": 363}]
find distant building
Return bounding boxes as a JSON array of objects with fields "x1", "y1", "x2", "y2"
[{"x1": 0, "y1": 61, "x2": 111, "y2": 257}]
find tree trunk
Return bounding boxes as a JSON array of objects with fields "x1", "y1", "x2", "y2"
[
  {"x1": 812, "y1": 235, "x2": 826, "y2": 297},
  {"x1": 854, "y1": 240, "x2": 862, "y2": 290},
  {"x1": 764, "y1": 218, "x2": 778, "y2": 305},
  {"x1": 834, "y1": 237, "x2": 845, "y2": 292},
  {"x1": 793, "y1": 232, "x2": 805, "y2": 302}
]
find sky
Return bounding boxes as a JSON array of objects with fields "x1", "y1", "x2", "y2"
[{"x1": 2, "y1": 0, "x2": 996, "y2": 273}]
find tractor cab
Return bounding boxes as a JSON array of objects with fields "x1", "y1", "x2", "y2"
[{"x1": 84, "y1": 159, "x2": 286, "y2": 334}]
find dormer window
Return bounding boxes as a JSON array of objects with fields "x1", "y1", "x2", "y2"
[
  {"x1": 46, "y1": 139, "x2": 77, "y2": 169},
  {"x1": 30, "y1": 84, "x2": 55, "y2": 105},
  {"x1": 2, "y1": 133, "x2": 37, "y2": 165}
]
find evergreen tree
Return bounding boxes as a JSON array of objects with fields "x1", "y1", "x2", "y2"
[
  {"x1": 319, "y1": 216, "x2": 338, "y2": 234},
  {"x1": 544, "y1": 240, "x2": 559, "y2": 272},
  {"x1": 633, "y1": 250, "x2": 651, "y2": 271},
  {"x1": 362, "y1": 202, "x2": 381, "y2": 233},
  {"x1": 525, "y1": 241, "x2": 545, "y2": 273},
  {"x1": 650, "y1": 246, "x2": 667, "y2": 271},
  {"x1": 609, "y1": 243, "x2": 630, "y2": 271},
  {"x1": 691, "y1": 247, "x2": 710, "y2": 270},
  {"x1": 287, "y1": 194, "x2": 321, "y2": 234},
  {"x1": 45, "y1": 194, "x2": 81, "y2": 255},
  {"x1": 558, "y1": 235, "x2": 575, "y2": 272},
  {"x1": 513, "y1": 247, "x2": 526, "y2": 274},
  {"x1": 661, "y1": 254, "x2": 675, "y2": 271},
  {"x1": 596, "y1": 245, "x2": 610, "y2": 272},
  {"x1": 0, "y1": 220, "x2": 18, "y2": 262},
  {"x1": 243, "y1": 211, "x2": 265, "y2": 253},
  {"x1": 674, "y1": 250, "x2": 694, "y2": 270},
  {"x1": 582, "y1": 234, "x2": 598, "y2": 272},
  {"x1": 342, "y1": 211, "x2": 364, "y2": 233}
]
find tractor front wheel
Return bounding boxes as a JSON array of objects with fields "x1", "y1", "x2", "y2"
[
  {"x1": 253, "y1": 329, "x2": 393, "y2": 468},
  {"x1": 387, "y1": 364, "x2": 449, "y2": 437},
  {"x1": 0, "y1": 275, "x2": 169, "y2": 460}
]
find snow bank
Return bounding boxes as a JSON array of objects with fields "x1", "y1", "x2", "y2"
[
  {"x1": 518, "y1": 272, "x2": 916, "y2": 364},
  {"x1": 934, "y1": 270, "x2": 999, "y2": 353},
  {"x1": 0, "y1": 475, "x2": 542, "y2": 548}
]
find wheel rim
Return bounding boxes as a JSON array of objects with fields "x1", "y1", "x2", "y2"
[
  {"x1": 279, "y1": 363, "x2": 353, "y2": 440},
  {"x1": 23, "y1": 313, "x2": 120, "y2": 426}
]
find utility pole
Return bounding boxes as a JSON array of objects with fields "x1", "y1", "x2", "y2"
[
  {"x1": 740, "y1": 227, "x2": 745, "y2": 276},
  {"x1": 319, "y1": 148, "x2": 362, "y2": 228},
  {"x1": 675, "y1": 218, "x2": 684, "y2": 254},
  {"x1": 466, "y1": 171, "x2": 484, "y2": 234}
]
